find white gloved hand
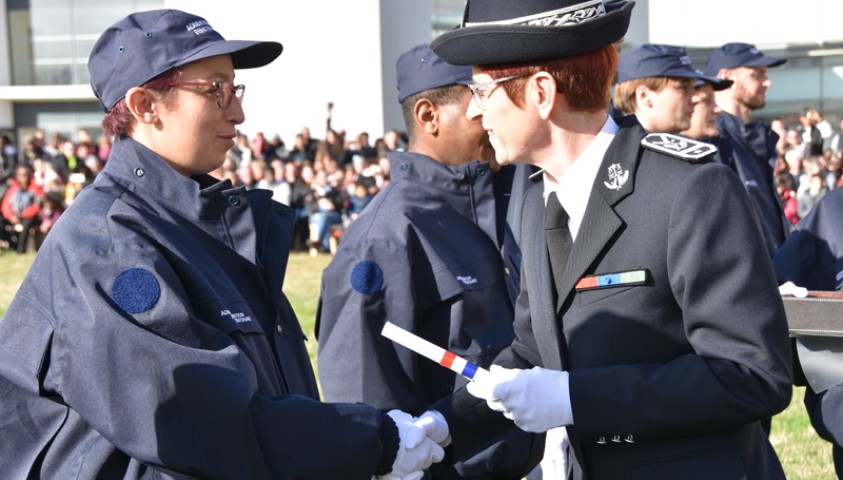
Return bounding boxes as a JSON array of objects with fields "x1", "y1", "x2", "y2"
[
  {"x1": 382, "y1": 410, "x2": 445, "y2": 479},
  {"x1": 466, "y1": 364, "x2": 519, "y2": 412},
  {"x1": 779, "y1": 281, "x2": 808, "y2": 298},
  {"x1": 415, "y1": 410, "x2": 451, "y2": 447},
  {"x1": 376, "y1": 473, "x2": 424, "y2": 480},
  {"x1": 467, "y1": 365, "x2": 572, "y2": 433}
]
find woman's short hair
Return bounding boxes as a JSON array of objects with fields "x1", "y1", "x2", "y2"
[
  {"x1": 612, "y1": 76, "x2": 693, "y2": 115},
  {"x1": 478, "y1": 44, "x2": 619, "y2": 113},
  {"x1": 101, "y1": 68, "x2": 181, "y2": 137}
]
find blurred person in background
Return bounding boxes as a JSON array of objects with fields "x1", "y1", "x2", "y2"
[
  {"x1": 613, "y1": 44, "x2": 716, "y2": 134},
  {"x1": 37, "y1": 190, "x2": 65, "y2": 247},
  {"x1": 0, "y1": 134, "x2": 17, "y2": 183},
  {"x1": 798, "y1": 107, "x2": 825, "y2": 157},
  {"x1": 0, "y1": 163, "x2": 42, "y2": 253},
  {"x1": 706, "y1": 42, "x2": 789, "y2": 257},
  {"x1": 679, "y1": 66, "x2": 734, "y2": 171}
]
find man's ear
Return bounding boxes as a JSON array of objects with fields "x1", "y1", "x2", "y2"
[
  {"x1": 717, "y1": 68, "x2": 734, "y2": 81},
  {"x1": 125, "y1": 87, "x2": 158, "y2": 125},
  {"x1": 414, "y1": 98, "x2": 438, "y2": 135}
]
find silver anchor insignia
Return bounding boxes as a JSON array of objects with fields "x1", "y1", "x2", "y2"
[{"x1": 603, "y1": 163, "x2": 629, "y2": 191}]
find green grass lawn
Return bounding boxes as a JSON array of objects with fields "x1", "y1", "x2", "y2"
[{"x1": 0, "y1": 250, "x2": 836, "y2": 478}]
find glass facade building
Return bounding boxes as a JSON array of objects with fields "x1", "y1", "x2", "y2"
[
  {"x1": 1, "y1": 0, "x2": 842, "y2": 147},
  {"x1": 4, "y1": 0, "x2": 162, "y2": 142}
]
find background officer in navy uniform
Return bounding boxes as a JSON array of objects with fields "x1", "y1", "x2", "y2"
[
  {"x1": 0, "y1": 10, "x2": 445, "y2": 479},
  {"x1": 705, "y1": 42, "x2": 790, "y2": 257},
  {"x1": 494, "y1": 160, "x2": 539, "y2": 304},
  {"x1": 679, "y1": 70, "x2": 734, "y2": 146},
  {"x1": 613, "y1": 44, "x2": 727, "y2": 135},
  {"x1": 316, "y1": 43, "x2": 542, "y2": 479},
  {"x1": 774, "y1": 185, "x2": 843, "y2": 479},
  {"x1": 417, "y1": 1, "x2": 794, "y2": 479}
]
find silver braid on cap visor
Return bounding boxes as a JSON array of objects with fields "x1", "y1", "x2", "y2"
[{"x1": 461, "y1": 0, "x2": 607, "y2": 28}]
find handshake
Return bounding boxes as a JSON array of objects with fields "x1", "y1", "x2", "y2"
[
  {"x1": 379, "y1": 410, "x2": 451, "y2": 480},
  {"x1": 381, "y1": 364, "x2": 572, "y2": 478}
]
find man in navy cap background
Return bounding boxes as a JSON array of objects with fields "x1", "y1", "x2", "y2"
[
  {"x1": 0, "y1": 9, "x2": 446, "y2": 479},
  {"x1": 706, "y1": 42, "x2": 790, "y2": 257},
  {"x1": 413, "y1": 0, "x2": 794, "y2": 478},
  {"x1": 613, "y1": 44, "x2": 724, "y2": 135},
  {"x1": 316, "y1": 43, "x2": 542, "y2": 479}
]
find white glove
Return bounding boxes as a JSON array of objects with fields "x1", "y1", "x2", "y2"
[
  {"x1": 376, "y1": 473, "x2": 423, "y2": 480},
  {"x1": 466, "y1": 365, "x2": 518, "y2": 412},
  {"x1": 415, "y1": 410, "x2": 451, "y2": 447},
  {"x1": 381, "y1": 410, "x2": 445, "y2": 479},
  {"x1": 466, "y1": 365, "x2": 572, "y2": 433},
  {"x1": 539, "y1": 427, "x2": 570, "y2": 480},
  {"x1": 779, "y1": 281, "x2": 808, "y2": 298}
]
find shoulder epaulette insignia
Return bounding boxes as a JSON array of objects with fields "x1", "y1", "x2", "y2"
[{"x1": 640, "y1": 133, "x2": 717, "y2": 162}]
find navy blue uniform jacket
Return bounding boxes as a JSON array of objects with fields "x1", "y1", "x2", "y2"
[
  {"x1": 435, "y1": 117, "x2": 793, "y2": 480},
  {"x1": 316, "y1": 151, "x2": 541, "y2": 478},
  {"x1": 773, "y1": 185, "x2": 843, "y2": 479},
  {"x1": 0, "y1": 136, "x2": 394, "y2": 479},
  {"x1": 717, "y1": 111, "x2": 789, "y2": 257}
]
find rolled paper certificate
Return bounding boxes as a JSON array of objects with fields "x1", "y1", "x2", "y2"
[{"x1": 382, "y1": 321, "x2": 491, "y2": 383}]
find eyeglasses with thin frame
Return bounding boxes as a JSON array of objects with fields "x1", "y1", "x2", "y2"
[
  {"x1": 162, "y1": 81, "x2": 245, "y2": 109},
  {"x1": 468, "y1": 75, "x2": 525, "y2": 110}
]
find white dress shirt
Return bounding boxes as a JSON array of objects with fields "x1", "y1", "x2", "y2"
[{"x1": 537, "y1": 114, "x2": 618, "y2": 480}]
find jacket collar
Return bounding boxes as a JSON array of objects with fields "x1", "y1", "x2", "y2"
[
  {"x1": 388, "y1": 150, "x2": 499, "y2": 247},
  {"x1": 100, "y1": 136, "x2": 240, "y2": 223}
]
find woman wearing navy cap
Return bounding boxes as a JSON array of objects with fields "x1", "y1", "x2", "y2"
[{"x1": 0, "y1": 9, "x2": 442, "y2": 479}]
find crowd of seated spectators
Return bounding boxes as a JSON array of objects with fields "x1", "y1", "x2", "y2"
[
  {"x1": 0, "y1": 129, "x2": 106, "y2": 253},
  {"x1": 8, "y1": 106, "x2": 840, "y2": 257},
  {"x1": 0, "y1": 124, "x2": 405, "y2": 255},
  {"x1": 771, "y1": 109, "x2": 843, "y2": 230},
  {"x1": 210, "y1": 126, "x2": 400, "y2": 255}
]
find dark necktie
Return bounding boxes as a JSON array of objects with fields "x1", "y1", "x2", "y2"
[{"x1": 545, "y1": 192, "x2": 572, "y2": 297}]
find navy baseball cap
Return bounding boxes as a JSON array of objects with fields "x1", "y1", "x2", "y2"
[
  {"x1": 704, "y1": 42, "x2": 786, "y2": 76},
  {"x1": 694, "y1": 77, "x2": 733, "y2": 91},
  {"x1": 617, "y1": 44, "x2": 722, "y2": 86},
  {"x1": 88, "y1": 9, "x2": 283, "y2": 112},
  {"x1": 396, "y1": 44, "x2": 472, "y2": 104}
]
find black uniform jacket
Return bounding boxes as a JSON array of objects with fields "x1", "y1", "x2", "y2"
[
  {"x1": 316, "y1": 151, "x2": 541, "y2": 478},
  {"x1": 435, "y1": 117, "x2": 793, "y2": 480},
  {"x1": 0, "y1": 136, "x2": 391, "y2": 479}
]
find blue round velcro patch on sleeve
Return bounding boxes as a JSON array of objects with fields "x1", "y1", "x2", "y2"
[
  {"x1": 350, "y1": 260, "x2": 383, "y2": 295},
  {"x1": 112, "y1": 268, "x2": 161, "y2": 314}
]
